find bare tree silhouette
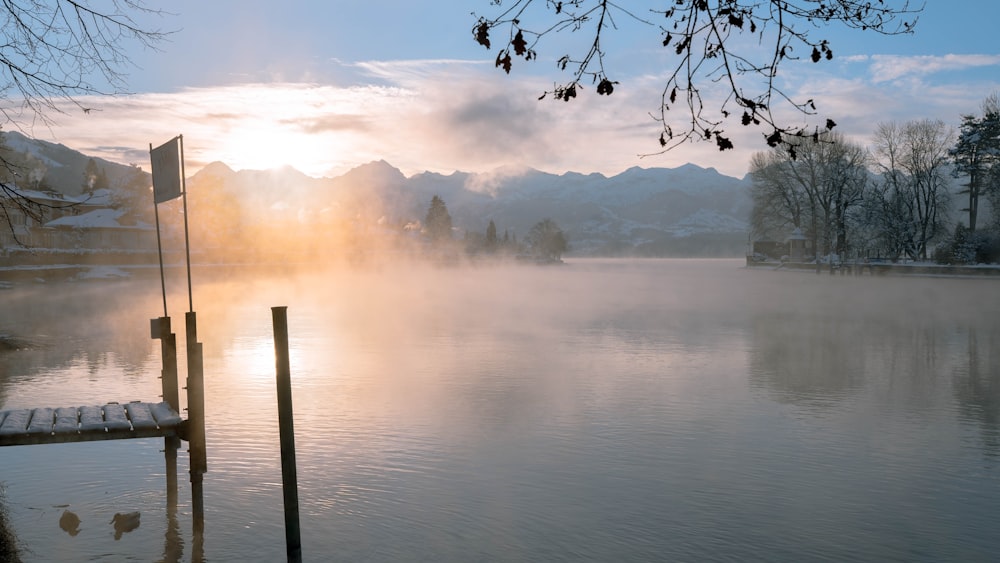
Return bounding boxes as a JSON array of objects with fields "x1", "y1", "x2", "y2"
[
  {"x1": 473, "y1": 1, "x2": 921, "y2": 154},
  {"x1": 0, "y1": 0, "x2": 168, "y2": 240}
]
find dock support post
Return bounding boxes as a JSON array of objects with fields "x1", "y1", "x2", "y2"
[
  {"x1": 151, "y1": 315, "x2": 182, "y2": 452},
  {"x1": 185, "y1": 310, "x2": 207, "y2": 556},
  {"x1": 151, "y1": 316, "x2": 182, "y2": 495},
  {"x1": 151, "y1": 316, "x2": 180, "y2": 414},
  {"x1": 272, "y1": 306, "x2": 302, "y2": 563},
  {"x1": 163, "y1": 435, "x2": 182, "y2": 561},
  {"x1": 185, "y1": 311, "x2": 207, "y2": 476},
  {"x1": 152, "y1": 315, "x2": 186, "y2": 559}
]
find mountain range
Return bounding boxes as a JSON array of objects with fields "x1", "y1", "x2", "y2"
[
  {"x1": 4, "y1": 131, "x2": 753, "y2": 257},
  {"x1": 188, "y1": 160, "x2": 753, "y2": 257},
  {"x1": 1, "y1": 131, "x2": 148, "y2": 194}
]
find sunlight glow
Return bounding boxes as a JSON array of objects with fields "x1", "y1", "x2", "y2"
[
  {"x1": 193, "y1": 84, "x2": 375, "y2": 177},
  {"x1": 226, "y1": 336, "x2": 276, "y2": 381},
  {"x1": 213, "y1": 120, "x2": 326, "y2": 174}
]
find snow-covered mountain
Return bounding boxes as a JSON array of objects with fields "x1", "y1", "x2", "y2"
[
  {"x1": 188, "y1": 159, "x2": 753, "y2": 257},
  {"x1": 2, "y1": 131, "x2": 141, "y2": 194},
  {"x1": 5, "y1": 132, "x2": 752, "y2": 257}
]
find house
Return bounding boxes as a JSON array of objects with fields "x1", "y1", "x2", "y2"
[
  {"x1": 1, "y1": 187, "x2": 157, "y2": 266},
  {"x1": 786, "y1": 228, "x2": 808, "y2": 261},
  {"x1": 1, "y1": 188, "x2": 72, "y2": 248},
  {"x1": 44, "y1": 207, "x2": 155, "y2": 251}
]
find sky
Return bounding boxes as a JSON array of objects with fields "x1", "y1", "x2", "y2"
[{"x1": 13, "y1": 1, "x2": 1000, "y2": 180}]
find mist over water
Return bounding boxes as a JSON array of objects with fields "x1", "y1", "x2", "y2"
[{"x1": 1, "y1": 259, "x2": 998, "y2": 561}]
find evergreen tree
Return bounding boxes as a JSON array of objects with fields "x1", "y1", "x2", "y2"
[
  {"x1": 950, "y1": 95, "x2": 1000, "y2": 232},
  {"x1": 96, "y1": 167, "x2": 110, "y2": 191},
  {"x1": 424, "y1": 195, "x2": 453, "y2": 242},
  {"x1": 485, "y1": 219, "x2": 498, "y2": 251},
  {"x1": 110, "y1": 165, "x2": 153, "y2": 223},
  {"x1": 527, "y1": 218, "x2": 568, "y2": 261},
  {"x1": 82, "y1": 158, "x2": 100, "y2": 194}
]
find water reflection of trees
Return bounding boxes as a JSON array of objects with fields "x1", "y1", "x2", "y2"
[
  {"x1": 748, "y1": 310, "x2": 960, "y2": 410},
  {"x1": 750, "y1": 304, "x2": 1000, "y2": 457},
  {"x1": 747, "y1": 313, "x2": 868, "y2": 407},
  {"x1": 952, "y1": 326, "x2": 1000, "y2": 457},
  {"x1": 0, "y1": 280, "x2": 161, "y2": 405}
]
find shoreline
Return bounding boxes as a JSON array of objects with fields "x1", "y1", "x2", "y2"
[
  {"x1": 4, "y1": 256, "x2": 999, "y2": 288},
  {"x1": 0, "y1": 487, "x2": 20, "y2": 563},
  {"x1": 746, "y1": 258, "x2": 1000, "y2": 278}
]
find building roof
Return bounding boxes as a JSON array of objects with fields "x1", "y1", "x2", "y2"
[
  {"x1": 0, "y1": 187, "x2": 111, "y2": 207},
  {"x1": 45, "y1": 208, "x2": 152, "y2": 230}
]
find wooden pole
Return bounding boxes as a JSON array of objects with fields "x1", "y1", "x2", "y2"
[
  {"x1": 185, "y1": 311, "x2": 207, "y2": 476},
  {"x1": 184, "y1": 310, "x2": 207, "y2": 559},
  {"x1": 191, "y1": 478, "x2": 205, "y2": 561},
  {"x1": 272, "y1": 306, "x2": 302, "y2": 563},
  {"x1": 152, "y1": 315, "x2": 183, "y2": 559},
  {"x1": 151, "y1": 316, "x2": 180, "y2": 454},
  {"x1": 163, "y1": 433, "x2": 182, "y2": 562},
  {"x1": 151, "y1": 316, "x2": 180, "y2": 414}
]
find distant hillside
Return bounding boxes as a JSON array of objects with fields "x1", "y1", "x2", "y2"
[
  {"x1": 406, "y1": 164, "x2": 753, "y2": 256},
  {"x1": 188, "y1": 160, "x2": 752, "y2": 257},
  {"x1": 2, "y1": 130, "x2": 145, "y2": 195},
  {"x1": 6, "y1": 132, "x2": 752, "y2": 257}
]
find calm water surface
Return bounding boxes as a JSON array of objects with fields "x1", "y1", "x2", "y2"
[{"x1": 1, "y1": 259, "x2": 998, "y2": 561}]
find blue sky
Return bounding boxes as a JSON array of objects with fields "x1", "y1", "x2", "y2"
[{"x1": 27, "y1": 1, "x2": 1000, "y2": 179}]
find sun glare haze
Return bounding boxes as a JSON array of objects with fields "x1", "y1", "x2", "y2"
[
  {"x1": 28, "y1": 1, "x2": 996, "y2": 180},
  {"x1": 3, "y1": 2, "x2": 1000, "y2": 562}
]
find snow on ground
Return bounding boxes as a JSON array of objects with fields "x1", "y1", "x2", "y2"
[
  {"x1": 74, "y1": 266, "x2": 131, "y2": 280},
  {"x1": 46, "y1": 207, "x2": 125, "y2": 229}
]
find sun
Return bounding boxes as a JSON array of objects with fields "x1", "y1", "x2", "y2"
[
  {"x1": 192, "y1": 84, "x2": 369, "y2": 178},
  {"x1": 212, "y1": 120, "x2": 328, "y2": 175}
]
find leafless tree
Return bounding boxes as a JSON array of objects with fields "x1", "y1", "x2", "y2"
[
  {"x1": 473, "y1": 1, "x2": 921, "y2": 154},
  {"x1": 750, "y1": 131, "x2": 868, "y2": 265},
  {"x1": 0, "y1": 0, "x2": 166, "y2": 244},
  {"x1": 748, "y1": 150, "x2": 804, "y2": 241},
  {"x1": 870, "y1": 119, "x2": 954, "y2": 261}
]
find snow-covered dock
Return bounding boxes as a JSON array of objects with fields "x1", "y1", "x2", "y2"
[{"x1": 0, "y1": 401, "x2": 183, "y2": 447}]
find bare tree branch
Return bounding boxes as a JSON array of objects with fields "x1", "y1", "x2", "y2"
[
  {"x1": 0, "y1": 0, "x2": 167, "y2": 242},
  {"x1": 473, "y1": 0, "x2": 922, "y2": 154},
  {"x1": 0, "y1": 0, "x2": 168, "y2": 127}
]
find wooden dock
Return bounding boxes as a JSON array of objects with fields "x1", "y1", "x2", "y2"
[
  {"x1": 0, "y1": 313, "x2": 202, "y2": 463},
  {"x1": 0, "y1": 401, "x2": 183, "y2": 447}
]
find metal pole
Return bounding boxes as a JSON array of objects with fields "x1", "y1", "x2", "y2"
[
  {"x1": 151, "y1": 142, "x2": 168, "y2": 318},
  {"x1": 272, "y1": 306, "x2": 301, "y2": 563},
  {"x1": 179, "y1": 134, "x2": 193, "y2": 313}
]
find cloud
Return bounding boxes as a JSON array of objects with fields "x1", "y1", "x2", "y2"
[
  {"x1": 464, "y1": 164, "x2": 535, "y2": 196},
  {"x1": 743, "y1": 53, "x2": 999, "y2": 164},
  {"x1": 287, "y1": 114, "x2": 373, "y2": 135},
  {"x1": 31, "y1": 60, "x2": 694, "y2": 178},
  {"x1": 24, "y1": 50, "x2": 998, "y2": 183},
  {"x1": 351, "y1": 59, "x2": 490, "y2": 87},
  {"x1": 862, "y1": 54, "x2": 1000, "y2": 83}
]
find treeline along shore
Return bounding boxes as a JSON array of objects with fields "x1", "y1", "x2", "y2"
[{"x1": 746, "y1": 258, "x2": 1000, "y2": 277}]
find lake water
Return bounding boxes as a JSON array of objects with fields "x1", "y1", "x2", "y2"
[{"x1": 1, "y1": 258, "x2": 998, "y2": 561}]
